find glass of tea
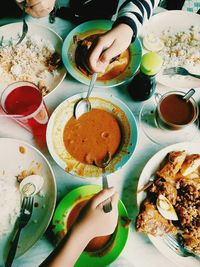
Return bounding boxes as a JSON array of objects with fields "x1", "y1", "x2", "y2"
[
  {"x1": 139, "y1": 90, "x2": 199, "y2": 145},
  {"x1": 0, "y1": 81, "x2": 49, "y2": 140},
  {"x1": 156, "y1": 91, "x2": 199, "y2": 129}
]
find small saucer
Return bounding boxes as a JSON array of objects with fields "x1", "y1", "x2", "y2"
[{"x1": 139, "y1": 97, "x2": 199, "y2": 145}]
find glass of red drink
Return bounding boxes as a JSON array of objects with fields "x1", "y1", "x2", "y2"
[{"x1": 0, "y1": 81, "x2": 49, "y2": 140}]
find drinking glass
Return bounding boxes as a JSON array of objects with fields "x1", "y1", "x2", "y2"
[{"x1": 0, "y1": 81, "x2": 49, "y2": 141}]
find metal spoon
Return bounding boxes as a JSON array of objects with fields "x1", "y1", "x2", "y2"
[
  {"x1": 94, "y1": 152, "x2": 112, "y2": 213},
  {"x1": 74, "y1": 73, "x2": 97, "y2": 119},
  {"x1": 182, "y1": 88, "x2": 195, "y2": 102},
  {"x1": 19, "y1": 174, "x2": 44, "y2": 197}
]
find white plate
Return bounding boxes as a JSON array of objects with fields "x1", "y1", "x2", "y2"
[
  {"x1": 46, "y1": 92, "x2": 138, "y2": 178},
  {"x1": 141, "y1": 11, "x2": 200, "y2": 89},
  {"x1": 0, "y1": 138, "x2": 56, "y2": 265},
  {"x1": 137, "y1": 142, "x2": 200, "y2": 267},
  {"x1": 0, "y1": 22, "x2": 66, "y2": 98}
]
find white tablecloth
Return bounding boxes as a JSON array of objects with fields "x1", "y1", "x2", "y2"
[{"x1": 0, "y1": 7, "x2": 200, "y2": 267}]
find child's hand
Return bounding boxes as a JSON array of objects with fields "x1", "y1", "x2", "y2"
[
  {"x1": 75, "y1": 188, "x2": 119, "y2": 240},
  {"x1": 16, "y1": 0, "x2": 56, "y2": 17},
  {"x1": 87, "y1": 23, "x2": 133, "y2": 73}
]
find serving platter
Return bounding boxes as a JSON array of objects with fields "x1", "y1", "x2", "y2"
[{"x1": 137, "y1": 142, "x2": 200, "y2": 267}]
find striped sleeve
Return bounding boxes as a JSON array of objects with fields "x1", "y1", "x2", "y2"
[{"x1": 113, "y1": 0, "x2": 160, "y2": 41}]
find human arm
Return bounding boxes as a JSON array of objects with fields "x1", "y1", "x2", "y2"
[
  {"x1": 88, "y1": 0, "x2": 160, "y2": 73},
  {"x1": 15, "y1": 0, "x2": 56, "y2": 17},
  {"x1": 39, "y1": 188, "x2": 119, "y2": 267}
]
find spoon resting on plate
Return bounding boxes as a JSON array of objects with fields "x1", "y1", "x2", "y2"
[
  {"x1": 74, "y1": 72, "x2": 98, "y2": 119},
  {"x1": 20, "y1": 174, "x2": 44, "y2": 197}
]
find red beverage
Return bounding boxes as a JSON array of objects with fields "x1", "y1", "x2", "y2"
[{"x1": 1, "y1": 81, "x2": 49, "y2": 141}]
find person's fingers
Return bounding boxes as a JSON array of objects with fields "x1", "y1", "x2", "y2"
[
  {"x1": 88, "y1": 38, "x2": 113, "y2": 73},
  {"x1": 25, "y1": 7, "x2": 52, "y2": 17},
  {"x1": 25, "y1": 8, "x2": 48, "y2": 17},
  {"x1": 25, "y1": 0, "x2": 42, "y2": 7},
  {"x1": 16, "y1": 0, "x2": 24, "y2": 3},
  {"x1": 27, "y1": 0, "x2": 54, "y2": 11},
  {"x1": 111, "y1": 192, "x2": 119, "y2": 208},
  {"x1": 100, "y1": 39, "x2": 128, "y2": 66},
  {"x1": 91, "y1": 188, "x2": 116, "y2": 207}
]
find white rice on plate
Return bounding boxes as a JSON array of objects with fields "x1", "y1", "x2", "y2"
[
  {"x1": 0, "y1": 171, "x2": 21, "y2": 239},
  {"x1": 0, "y1": 35, "x2": 60, "y2": 96},
  {"x1": 158, "y1": 25, "x2": 200, "y2": 74}
]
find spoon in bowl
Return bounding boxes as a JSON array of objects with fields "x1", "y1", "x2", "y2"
[
  {"x1": 94, "y1": 152, "x2": 112, "y2": 213},
  {"x1": 182, "y1": 88, "x2": 195, "y2": 102},
  {"x1": 74, "y1": 72, "x2": 98, "y2": 119}
]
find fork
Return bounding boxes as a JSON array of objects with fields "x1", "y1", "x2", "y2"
[
  {"x1": 163, "y1": 67, "x2": 200, "y2": 79},
  {"x1": 163, "y1": 234, "x2": 200, "y2": 260},
  {"x1": 16, "y1": 0, "x2": 28, "y2": 45},
  {"x1": 5, "y1": 196, "x2": 34, "y2": 267}
]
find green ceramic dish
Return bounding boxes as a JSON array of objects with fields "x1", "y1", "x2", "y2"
[
  {"x1": 52, "y1": 185, "x2": 130, "y2": 267},
  {"x1": 62, "y1": 19, "x2": 142, "y2": 87}
]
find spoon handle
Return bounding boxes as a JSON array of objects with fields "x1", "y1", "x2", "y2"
[
  {"x1": 86, "y1": 73, "x2": 98, "y2": 98},
  {"x1": 102, "y1": 169, "x2": 112, "y2": 213},
  {"x1": 182, "y1": 88, "x2": 195, "y2": 102}
]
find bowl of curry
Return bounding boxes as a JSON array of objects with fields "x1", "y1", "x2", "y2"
[
  {"x1": 46, "y1": 92, "x2": 137, "y2": 178},
  {"x1": 62, "y1": 20, "x2": 142, "y2": 87},
  {"x1": 52, "y1": 185, "x2": 130, "y2": 267}
]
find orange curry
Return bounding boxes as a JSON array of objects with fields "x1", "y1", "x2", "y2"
[{"x1": 63, "y1": 108, "x2": 121, "y2": 164}]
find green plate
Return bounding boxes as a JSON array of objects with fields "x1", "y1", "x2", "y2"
[
  {"x1": 52, "y1": 185, "x2": 129, "y2": 267},
  {"x1": 62, "y1": 20, "x2": 142, "y2": 87}
]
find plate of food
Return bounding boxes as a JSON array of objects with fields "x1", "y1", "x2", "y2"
[
  {"x1": 141, "y1": 11, "x2": 200, "y2": 89},
  {"x1": 52, "y1": 184, "x2": 130, "y2": 267},
  {"x1": 46, "y1": 92, "x2": 138, "y2": 178},
  {"x1": 0, "y1": 22, "x2": 66, "y2": 98},
  {"x1": 62, "y1": 20, "x2": 142, "y2": 87},
  {"x1": 0, "y1": 137, "x2": 56, "y2": 266},
  {"x1": 136, "y1": 142, "x2": 200, "y2": 267}
]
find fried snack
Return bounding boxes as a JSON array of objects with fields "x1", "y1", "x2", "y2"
[
  {"x1": 148, "y1": 177, "x2": 177, "y2": 205},
  {"x1": 180, "y1": 154, "x2": 200, "y2": 177},
  {"x1": 136, "y1": 150, "x2": 200, "y2": 255},
  {"x1": 136, "y1": 201, "x2": 177, "y2": 236},
  {"x1": 157, "y1": 151, "x2": 186, "y2": 182},
  {"x1": 175, "y1": 178, "x2": 200, "y2": 255}
]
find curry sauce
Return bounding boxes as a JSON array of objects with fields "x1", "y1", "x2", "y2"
[{"x1": 63, "y1": 108, "x2": 121, "y2": 164}]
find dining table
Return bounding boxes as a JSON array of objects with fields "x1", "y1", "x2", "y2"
[{"x1": 0, "y1": 4, "x2": 200, "y2": 267}]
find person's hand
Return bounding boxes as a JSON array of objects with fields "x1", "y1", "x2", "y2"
[
  {"x1": 16, "y1": 0, "x2": 56, "y2": 18},
  {"x1": 39, "y1": 188, "x2": 119, "y2": 267},
  {"x1": 87, "y1": 23, "x2": 133, "y2": 73},
  {"x1": 74, "y1": 187, "x2": 119, "y2": 239}
]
